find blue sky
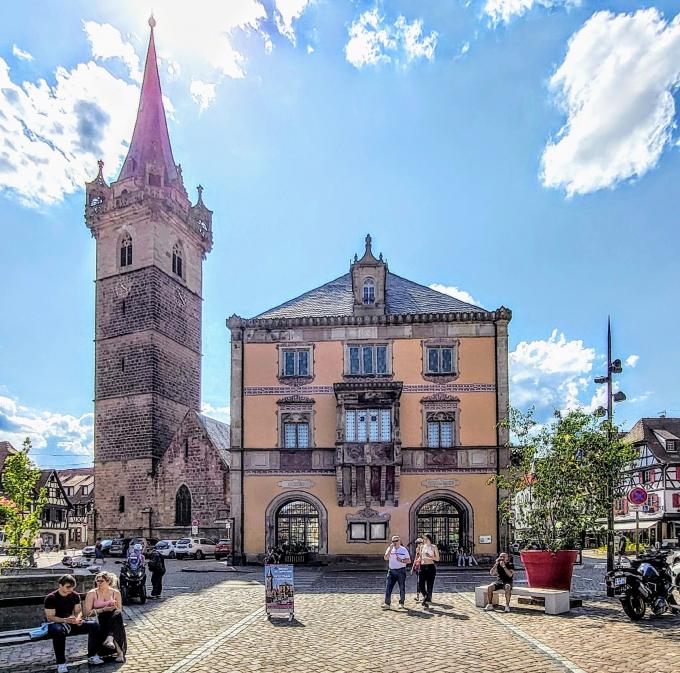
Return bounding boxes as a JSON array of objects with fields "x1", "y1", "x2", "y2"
[{"x1": 1, "y1": 0, "x2": 679, "y2": 467}]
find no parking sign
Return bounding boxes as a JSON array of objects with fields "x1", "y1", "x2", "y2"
[{"x1": 627, "y1": 487, "x2": 648, "y2": 506}]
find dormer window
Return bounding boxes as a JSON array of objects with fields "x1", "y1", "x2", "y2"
[
  {"x1": 120, "y1": 233, "x2": 132, "y2": 267},
  {"x1": 172, "y1": 243, "x2": 183, "y2": 278},
  {"x1": 668, "y1": 440, "x2": 677, "y2": 453},
  {"x1": 363, "y1": 278, "x2": 375, "y2": 305}
]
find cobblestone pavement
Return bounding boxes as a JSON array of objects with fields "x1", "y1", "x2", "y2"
[{"x1": 3, "y1": 559, "x2": 679, "y2": 673}]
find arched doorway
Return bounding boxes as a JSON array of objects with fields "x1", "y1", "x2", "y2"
[
  {"x1": 416, "y1": 499, "x2": 467, "y2": 562},
  {"x1": 275, "y1": 500, "x2": 320, "y2": 560}
]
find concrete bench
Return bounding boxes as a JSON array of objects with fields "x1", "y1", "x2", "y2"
[{"x1": 475, "y1": 585, "x2": 570, "y2": 615}]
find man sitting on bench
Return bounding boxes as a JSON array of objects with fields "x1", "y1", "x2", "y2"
[
  {"x1": 484, "y1": 552, "x2": 514, "y2": 613},
  {"x1": 44, "y1": 574, "x2": 103, "y2": 673}
]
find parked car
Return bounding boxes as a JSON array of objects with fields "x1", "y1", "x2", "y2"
[
  {"x1": 82, "y1": 539, "x2": 113, "y2": 558},
  {"x1": 214, "y1": 539, "x2": 232, "y2": 561},
  {"x1": 174, "y1": 537, "x2": 216, "y2": 559},
  {"x1": 155, "y1": 540, "x2": 177, "y2": 558},
  {"x1": 130, "y1": 537, "x2": 159, "y2": 553},
  {"x1": 62, "y1": 552, "x2": 93, "y2": 568},
  {"x1": 109, "y1": 538, "x2": 131, "y2": 557}
]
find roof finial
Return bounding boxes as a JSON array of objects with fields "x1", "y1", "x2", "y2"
[
  {"x1": 97, "y1": 159, "x2": 104, "y2": 178},
  {"x1": 196, "y1": 184, "x2": 204, "y2": 205},
  {"x1": 149, "y1": 14, "x2": 156, "y2": 30},
  {"x1": 365, "y1": 233, "x2": 372, "y2": 253}
]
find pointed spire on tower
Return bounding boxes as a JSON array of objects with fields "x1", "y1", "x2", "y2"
[{"x1": 117, "y1": 17, "x2": 179, "y2": 186}]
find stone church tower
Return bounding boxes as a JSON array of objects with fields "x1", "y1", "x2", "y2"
[{"x1": 85, "y1": 18, "x2": 214, "y2": 537}]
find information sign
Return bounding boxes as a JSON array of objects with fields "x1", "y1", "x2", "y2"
[{"x1": 265, "y1": 564, "x2": 295, "y2": 621}]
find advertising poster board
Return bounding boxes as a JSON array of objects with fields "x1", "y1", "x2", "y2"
[{"x1": 264, "y1": 564, "x2": 295, "y2": 620}]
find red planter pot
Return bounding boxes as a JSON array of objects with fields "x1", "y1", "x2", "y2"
[{"x1": 520, "y1": 550, "x2": 578, "y2": 590}]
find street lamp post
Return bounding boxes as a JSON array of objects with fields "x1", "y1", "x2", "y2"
[{"x1": 594, "y1": 317, "x2": 626, "y2": 597}]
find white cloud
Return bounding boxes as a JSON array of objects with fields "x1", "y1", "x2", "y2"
[
  {"x1": 0, "y1": 56, "x2": 139, "y2": 207},
  {"x1": 190, "y1": 79, "x2": 216, "y2": 112},
  {"x1": 509, "y1": 329, "x2": 596, "y2": 411},
  {"x1": 484, "y1": 0, "x2": 581, "y2": 26},
  {"x1": 625, "y1": 354, "x2": 640, "y2": 368},
  {"x1": 12, "y1": 44, "x2": 33, "y2": 62},
  {"x1": 542, "y1": 9, "x2": 680, "y2": 196},
  {"x1": 274, "y1": 0, "x2": 313, "y2": 45},
  {"x1": 307, "y1": 45, "x2": 315, "y2": 54},
  {"x1": 0, "y1": 394, "x2": 93, "y2": 461},
  {"x1": 429, "y1": 283, "x2": 480, "y2": 307},
  {"x1": 345, "y1": 9, "x2": 438, "y2": 69},
  {"x1": 201, "y1": 403, "x2": 231, "y2": 425},
  {"x1": 83, "y1": 21, "x2": 142, "y2": 82}
]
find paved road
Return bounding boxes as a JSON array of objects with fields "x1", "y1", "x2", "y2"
[{"x1": 2, "y1": 557, "x2": 678, "y2": 673}]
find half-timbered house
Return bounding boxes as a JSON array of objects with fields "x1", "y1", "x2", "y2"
[
  {"x1": 36, "y1": 470, "x2": 72, "y2": 550},
  {"x1": 615, "y1": 418, "x2": 680, "y2": 545},
  {"x1": 59, "y1": 468, "x2": 94, "y2": 547}
]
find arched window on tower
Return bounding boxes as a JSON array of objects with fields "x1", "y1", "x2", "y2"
[
  {"x1": 175, "y1": 484, "x2": 191, "y2": 526},
  {"x1": 363, "y1": 278, "x2": 375, "y2": 305},
  {"x1": 120, "y1": 233, "x2": 132, "y2": 267},
  {"x1": 172, "y1": 243, "x2": 183, "y2": 278}
]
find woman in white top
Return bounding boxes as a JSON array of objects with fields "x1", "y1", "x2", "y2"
[{"x1": 417, "y1": 534, "x2": 440, "y2": 607}]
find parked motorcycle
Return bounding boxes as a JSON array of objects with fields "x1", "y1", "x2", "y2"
[
  {"x1": 118, "y1": 556, "x2": 147, "y2": 605},
  {"x1": 606, "y1": 549, "x2": 680, "y2": 620}
]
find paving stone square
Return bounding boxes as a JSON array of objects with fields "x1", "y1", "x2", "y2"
[{"x1": 2, "y1": 561, "x2": 679, "y2": 673}]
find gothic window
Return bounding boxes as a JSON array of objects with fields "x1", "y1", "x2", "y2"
[
  {"x1": 426, "y1": 346, "x2": 455, "y2": 374},
  {"x1": 347, "y1": 344, "x2": 389, "y2": 375},
  {"x1": 345, "y1": 409, "x2": 391, "y2": 442},
  {"x1": 427, "y1": 412, "x2": 455, "y2": 448},
  {"x1": 175, "y1": 485, "x2": 192, "y2": 526},
  {"x1": 172, "y1": 243, "x2": 184, "y2": 278},
  {"x1": 362, "y1": 278, "x2": 375, "y2": 305},
  {"x1": 120, "y1": 233, "x2": 132, "y2": 267},
  {"x1": 280, "y1": 348, "x2": 311, "y2": 377}
]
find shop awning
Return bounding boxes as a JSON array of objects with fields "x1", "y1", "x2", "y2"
[{"x1": 613, "y1": 520, "x2": 658, "y2": 531}]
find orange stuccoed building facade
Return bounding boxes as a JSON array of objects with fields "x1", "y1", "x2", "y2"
[{"x1": 227, "y1": 235, "x2": 511, "y2": 563}]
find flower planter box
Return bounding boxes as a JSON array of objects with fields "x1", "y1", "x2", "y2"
[{"x1": 520, "y1": 550, "x2": 578, "y2": 591}]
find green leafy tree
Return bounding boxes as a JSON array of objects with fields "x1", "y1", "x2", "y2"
[
  {"x1": 490, "y1": 408, "x2": 636, "y2": 552},
  {"x1": 0, "y1": 438, "x2": 47, "y2": 561}
]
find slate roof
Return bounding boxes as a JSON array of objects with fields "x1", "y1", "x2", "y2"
[
  {"x1": 197, "y1": 414, "x2": 231, "y2": 468},
  {"x1": 0, "y1": 441, "x2": 17, "y2": 468},
  {"x1": 624, "y1": 418, "x2": 680, "y2": 463},
  {"x1": 255, "y1": 272, "x2": 486, "y2": 320}
]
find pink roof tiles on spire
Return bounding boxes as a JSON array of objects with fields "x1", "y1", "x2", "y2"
[{"x1": 118, "y1": 17, "x2": 179, "y2": 185}]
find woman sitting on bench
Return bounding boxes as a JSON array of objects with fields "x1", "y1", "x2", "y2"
[
  {"x1": 84, "y1": 571, "x2": 127, "y2": 663},
  {"x1": 44, "y1": 574, "x2": 103, "y2": 673}
]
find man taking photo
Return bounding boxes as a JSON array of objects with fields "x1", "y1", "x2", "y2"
[
  {"x1": 382, "y1": 535, "x2": 410, "y2": 609},
  {"x1": 484, "y1": 551, "x2": 514, "y2": 613}
]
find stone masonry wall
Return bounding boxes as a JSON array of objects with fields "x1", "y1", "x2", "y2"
[
  {"x1": 96, "y1": 266, "x2": 201, "y2": 353},
  {"x1": 153, "y1": 412, "x2": 230, "y2": 531}
]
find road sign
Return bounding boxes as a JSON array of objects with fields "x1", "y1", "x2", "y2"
[
  {"x1": 191, "y1": 518, "x2": 199, "y2": 526},
  {"x1": 627, "y1": 486, "x2": 648, "y2": 506}
]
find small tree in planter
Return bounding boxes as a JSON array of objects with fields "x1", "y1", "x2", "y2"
[
  {"x1": 0, "y1": 438, "x2": 47, "y2": 564},
  {"x1": 490, "y1": 408, "x2": 635, "y2": 589}
]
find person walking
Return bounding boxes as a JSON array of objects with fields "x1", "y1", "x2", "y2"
[
  {"x1": 410, "y1": 538, "x2": 424, "y2": 602},
  {"x1": 84, "y1": 572, "x2": 127, "y2": 663},
  {"x1": 147, "y1": 545, "x2": 166, "y2": 599},
  {"x1": 44, "y1": 574, "x2": 103, "y2": 673},
  {"x1": 382, "y1": 535, "x2": 410, "y2": 609},
  {"x1": 417, "y1": 534, "x2": 440, "y2": 608}
]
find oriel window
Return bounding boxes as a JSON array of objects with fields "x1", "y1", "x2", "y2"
[{"x1": 345, "y1": 409, "x2": 391, "y2": 442}]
